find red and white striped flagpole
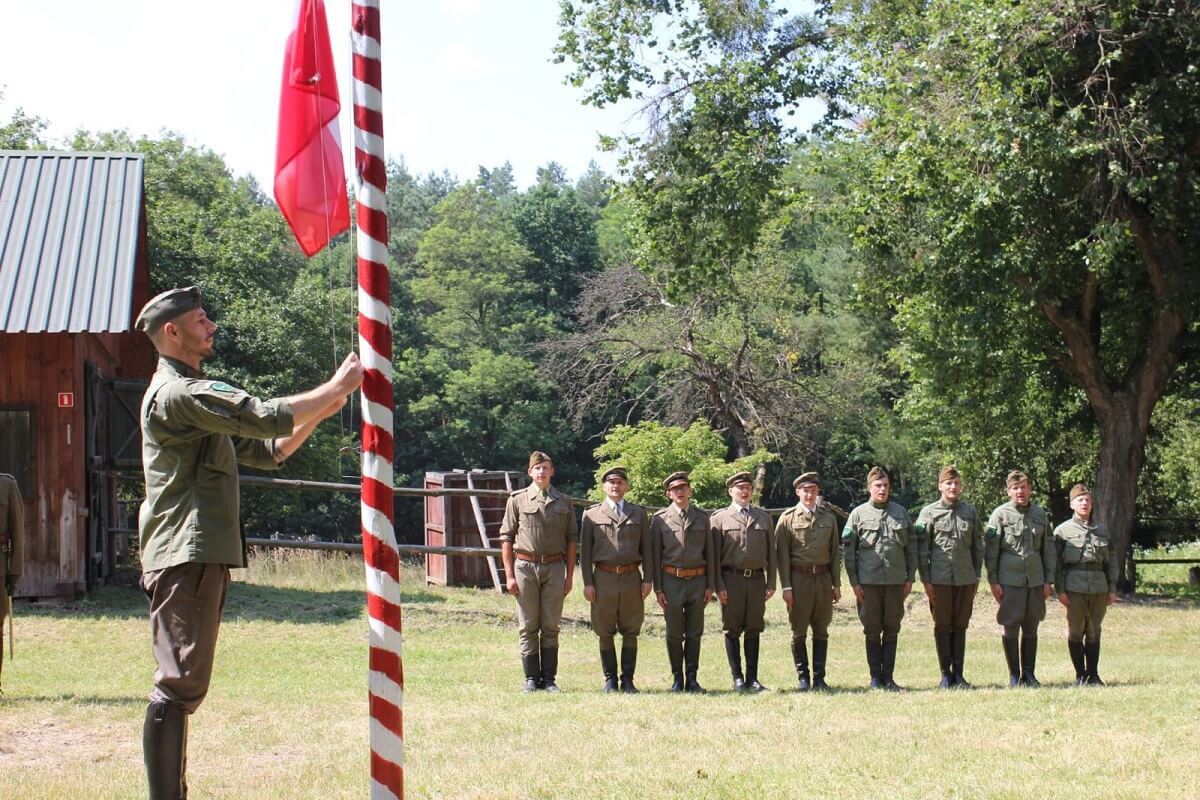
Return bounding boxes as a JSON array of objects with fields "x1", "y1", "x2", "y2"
[{"x1": 352, "y1": 1, "x2": 403, "y2": 797}]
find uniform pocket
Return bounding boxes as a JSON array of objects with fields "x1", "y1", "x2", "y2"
[{"x1": 858, "y1": 521, "x2": 880, "y2": 547}]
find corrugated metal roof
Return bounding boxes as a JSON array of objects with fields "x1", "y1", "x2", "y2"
[{"x1": 0, "y1": 151, "x2": 145, "y2": 333}]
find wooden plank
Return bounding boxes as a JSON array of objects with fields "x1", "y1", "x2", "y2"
[{"x1": 466, "y1": 472, "x2": 502, "y2": 592}]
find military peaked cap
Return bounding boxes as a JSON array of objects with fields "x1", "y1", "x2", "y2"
[
  {"x1": 527, "y1": 451, "x2": 554, "y2": 469},
  {"x1": 726, "y1": 471, "x2": 753, "y2": 489},
  {"x1": 135, "y1": 286, "x2": 203, "y2": 335},
  {"x1": 600, "y1": 465, "x2": 628, "y2": 483},
  {"x1": 866, "y1": 466, "x2": 889, "y2": 484},
  {"x1": 663, "y1": 471, "x2": 690, "y2": 491},
  {"x1": 1006, "y1": 469, "x2": 1030, "y2": 488},
  {"x1": 1069, "y1": 483, "x2": 1091, "y2": 502},
  {"x1": 793, "y1": 471, "x2": 819, "y2": 488},
  {"x1": 939, "y1": 465, "x2": 961, "y2": 483}
]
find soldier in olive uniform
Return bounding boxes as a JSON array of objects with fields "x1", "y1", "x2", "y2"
[
  {"x1": 1054, "y1": 484, "x2": 1118, "y2": 686},
  {"x1": 843, "y1": 466, "x2": 916, "y2": 690},
  {"x1": 651, "y1": 471, "x2": 716, "y2": 693},
  {"x1": 499, "y1": 451, "x2": 578, "y2": 693},
  {"x1": 135, "y1": 287, "x2": 363, "y2": 799},
  {"x1": 985, "y1": 469, "x2": 1055, "y2": 688},
  {"x1": 776, "y1": 471, "x2": 841, "y2": 691},
  {"x1": 580, "y1": 466, "x2": 652, "y2": 693},
  {"x1": 1, "y1": 471, "x2": 24, "y2": 692},
  {"x1": 712, "y1": 471, "x2": 777, "y2": 692},
  {"x1": 916, "y1": 465, "x2": 984, "y2": 689}
]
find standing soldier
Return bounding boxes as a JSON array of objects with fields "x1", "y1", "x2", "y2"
[
  {"x1": 580, "y1": 466, "x2": 653, "y2": 693},
  {"x1": 712, "y1": 471, "x2": 777, "y2": 692},
  {"x1": 915, "y1": 465, "x2": 984, "y2": 689},
  {"x1": 134, "y1": 287, "x2": 362, "y2": 800},
  {"x1": 499, "y1": 451, "x2": 578, "y2": 693},
  {"x1": 985, "y1": 470, "x2": 1055, "y2": 688},
  {"x1": 843, "y1": 466, "x2": 916, "y2": 690},
  {"x1": 1, "y1": 471, "x2": 24, "y2": 693},
  {"x1": 651, "y1": 471, "x2": 715, "y2": 693},
  {"x1": 1054, "y1": 484, "x2": 1118, "y2": 686},
  {"x1": 776, "y1": 471, "x2": 841, "y2": 691}
]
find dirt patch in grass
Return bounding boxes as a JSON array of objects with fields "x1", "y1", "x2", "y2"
[{"x1": 0, "y1": 714, "x2": 135, "y2": 769}]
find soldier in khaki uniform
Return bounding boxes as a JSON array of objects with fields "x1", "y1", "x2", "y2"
[
  {"x1": 915, "y1": 465, "x2": 984, "y2": 688},
  {"x1": 499, "y1": 451, "x2": 578, "y2": 692},
  {"x1": 651, "y1": 471, "x2": 715, "y2": 693},
  {"x1": 135, "y1": 287, "x2": 363, "y2": 799},
  {"x1": 985, "y1": 469, "x2": 1055, "y2": 688},
  {"x1": 776, "y1": 471, "x2": 841, "y2": 691},
  {"x1": 581, "y1": 466, "x2": 652, "y2": 693},
  {"x1": 1054, "y1": 484, "x2": 1118, "y2": 686},
  {"x1": 843, "y1": 466, "x2": 916, "y2": 690},
  {"x1": 712, "y1": 471, "x2": 776, "y2": 692},
  {"x1": 0, "y1": 471, "x2": 25, "y2": 692}
]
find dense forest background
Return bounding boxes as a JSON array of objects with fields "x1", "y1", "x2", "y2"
[{"x1": 3, "y1": 1, "x2": 1197, "y2": 589}]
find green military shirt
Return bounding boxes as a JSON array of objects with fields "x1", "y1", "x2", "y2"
[
  {"x1": 0, "y1": 473, "x2": 24, "y2": 579},
  {"x1": 580, "y1": 501, "x2": 652, "y2": 587},
  {"x1": 711, "y1": 505, "x2": 777, "y2": 593},
  {"x1": 916, "y1": 499, "x2": 983, "y2": 586},
  {"x1": 775, "y1": 502, "x2": 842, "y2": 591},
  {"x1": 138, "y1": 356, "x2": 294, "y2": 572},
  {"x1": 842, "y1": 501, "x2": 916, "y2": 586},
  {"x1": 650, "y1": 504, "x2": 716, "y2": 593},
  {"x1": 984, "y1": 501, "x2": 1055, "y2": 587},
  {"x1": 498, "y1": 484, "x2": 578, "y2": 556},
  {"x1": 1054, "y1": 517, "x2": 1118, "y2": 594}
]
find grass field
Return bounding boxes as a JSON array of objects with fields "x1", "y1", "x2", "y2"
[{"x1": 1, "y1": 545, "x2": 1197, "y2": 799}]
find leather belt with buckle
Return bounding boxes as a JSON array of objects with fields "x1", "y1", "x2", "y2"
[
  {"x1": 663, "y1": 565, "x2": 706, "y2": 578},
  {"x1": 516, "y1": 552, "x2": 564, "y2": 564},
  {"x1": 792, "y1": 564, "x2": 829, "y2": 575},
  {"x1": 723, "y1": 567, "x2": 764, "y2": 578},
  {"x1": 595, "y1": 561, "x2": 641, "y2": 575}
]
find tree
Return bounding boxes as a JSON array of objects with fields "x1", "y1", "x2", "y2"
[{"x1": 0, "y1": 90, "x2": 47, "y2": 149}]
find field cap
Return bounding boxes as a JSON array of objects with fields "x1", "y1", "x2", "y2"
[
  {"x1": 601, "y1": 466, "x2": 628, "y2": 483},
  {"x1": 135, "y1": 286, "x2": 202, "y2": 335},
  {"x1": 866, "y1": 466, "x2": 889, "y2": 484},
  {"x1": 939, "y1": 465, "x2": 960, "y2": 483},
  {"x1": 528, "y1": 451, "x2": 553, "y2": 469},
  {"x1": 1006, "y1": 470, "x2": 1030, "y2": 488},
  {"x1": 1069, "y1": 483, "x2": 1091, "y2": 502},
  {"x1": 793, "y1": 471, "x2": 819, "y2": 489},
  {"x1": 663, "y1": 471, "x2": 690, "y2": 491},
  {"x1": 726, "y1": 471, "x2": 753, "y2": 489}
]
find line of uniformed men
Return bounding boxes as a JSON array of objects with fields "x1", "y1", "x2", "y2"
[{"x1": 499, "y1": 452, "x2": 1119, "y2": 693}]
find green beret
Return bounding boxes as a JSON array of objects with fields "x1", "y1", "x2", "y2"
[
  {"x1": 527, "y1": 451, "x2": 553, "y2": 469},
  {"x1": 866, "y1": 466, "x2": 889, "y2": 484},
  {"x1": 938, "y1": 465, "x2": 960, "y2": 483},
  {"x1": 793, "y1": 471, "x2": 819, "y2": 489},
  {"x1": 600, "y1": 466, "x2": 628, "y2": 483},
  {"x1": 1006, "y1": 470, "x2": 1030, "y2": 489},
  {"x1": 726, "y1": 471, "x2": 753, "y2": 489},
  {"x1": 663, "y1": 471, "x2": 690, "y2": 491},
  {"x1": 135, "y1": 286, "x2": 203, "y2": 335}
]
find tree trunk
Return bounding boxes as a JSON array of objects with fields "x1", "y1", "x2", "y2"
[{"x1": 1093, "y1": 402, "x2": 1147, "y2": 594}]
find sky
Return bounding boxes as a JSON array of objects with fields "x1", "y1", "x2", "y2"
[{"x1": 0, "y1": 0, "x2": 641, "y2": 190}]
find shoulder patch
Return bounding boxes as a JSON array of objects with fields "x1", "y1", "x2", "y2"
[
  {"x1": 207, "y1": 381, "x2": 238, "y2": 393},
  {"x1": 915, "y1": 522, "x2": 927, "y2": 534},
  {"x1": 985, "y1": 527, "x2": 997, "y2": 540},
  {"x1": 841, "y1": 526, "x2": 853, "y2": 541}
]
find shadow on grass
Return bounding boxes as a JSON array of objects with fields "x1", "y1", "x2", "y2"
[{"x1": 14, "y1": 581, "x2": 446, "y2": 625}]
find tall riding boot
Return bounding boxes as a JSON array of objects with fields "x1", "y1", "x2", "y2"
[
  {"x1": 667, "y1": 640, "x2": 685, "y2": 692},
  {"x1": 600, "y1": 647, "x2": 619, "y2": 693},
  {"x1": 1085, "y1": 638, "x2": 1104, "y2": 686},
  {"x1": 744, "y1": 634, "x2": 767, "y2": 692},
  {"x1": 143, "y1": 700, "x2": 186, "y2": 800},
  {"x1": 881, "y1": 638, "x2": 903, "y2": 691},
  {"x1": 951, "y1": 629, "x2": 971, "y2": 689},
  {"x1": 1002, "y1": 636, "x2": 1020, "y2": 688},
  {"x1": 865, "y1": 636, "x2": 883, "y2": 689},
  {"x1": 522, "y1": 652, "x2": 542, "y2": 693},
  {"x1": 811, "y1": 639, "x2": 830, "y2": 691},
  {"x1": 935, "y1": 633, "x2": 953, "y2": 689},
  {"x1": 683, "y1": 638, "x2": 706, "y2": 693},
  {"x1": 1019, "y1": 636, "x2": 1040, "y2": 687},
  {"x1": 1068, "y1": 640, "x2": 1086, "y2": 685},
  {"x1": 725, "y1": 634, "x2": 745, "y2": 691},
  {"x1": 619, "y1": 645, "x2": 640, "y2": 694},
  {"x1": 540, "y1": 646, "x2": 560, "y2": 693},
  {"x1": 792, "y1": 639, "x2": 811, "y2": 691}
]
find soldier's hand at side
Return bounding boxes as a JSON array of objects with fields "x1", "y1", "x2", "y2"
[
  {"x1": 990, "y1": 584, "x2": 1003, "y2": 603},
  {"x1": 1042, "y1": 582, "x2": 1053, "y2": 599},
  {"x1": 718, "y1": 590, "x2": 728, "y2": 606},
  {"x1": 922, "y1": 582, "x2": 935, "y2": 603},
  {"x1": 853, "y1": 585, "x2": 864, "y2": 603},
  {"x1": 334, "y1": 352, "x2": 364, "y2": 395},
  {"x1": 703, "y1": 589, "x2": 713, "y2": 604},
  {"x1": 1106, "y1": 592, "x2": 1116, "y2": 606},
  {"x1": 640, "y1": 581, "x2": 652, "y2": 599},
  {"x1": 783, "y1": 589, "x2": 794, "y2": 611},
  {"x1": 765, "y1": 589, "x2": 775, "y2": 602},
  {"x1": 902, "y1": 581, "x2": 912, "y2": 599},
  {"x1": 1057, "y1": 592, "x2": 1070, "y2": 608},
  {"x1": 656, "y1": 591, "x2": 667, "y2": 611},
  {"x1": 563, "y1": 572, "x2": 574, "y2": 597},
  {"x1": 832, "y1": 586, "x2": 841, "y2": 602},
  {"x1": 584, "y1": 585, "x2": 596, "y2": 603},
  {"x1": 506, "y1": 577, "x2": 520, "y2": 596}
]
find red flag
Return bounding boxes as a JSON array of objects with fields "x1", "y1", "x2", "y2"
[{"x1": 274, "y1": 0, "x2": 350, "y2": 257}]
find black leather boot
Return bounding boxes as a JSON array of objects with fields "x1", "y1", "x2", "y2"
[
  {"x1": 619, "y1": 645, "x2": 640, "y2": 694},
  {"x1": 792, "y1": 639, "x2": 811, "y2": 691},
  {"x1": 866, "y1": 636, "x2": 883, "y2": 689},
  {"x1": 1085, "y1": 638, "x2": 1104, "y2": 686},
  {"x1": 744, "y1": 634, "x2": 767, "y2": 692},
  {"x1": 600, "y1": 648, "x2": 619, "y2": 693},
  {"x1": 667, "y1": 639, "x2": 685, "y2": 692},
  {"x1": 1068, "y1": 640, "x2": 1086, "y2": 685},
  {"x1": 725, "y1": 634, "x2": 745, "y2": 691},
  {"x1": 951, "y1": 629, "x2": 971, "y2": 689},
  {"x1": 1002, "y1": 636, "x2": 1021, "y2": 688},
  {"x1": 540, "y1": 647, "x2": 560, "y2": 693},
  {"x1": 522, "y1": 652, "x2": 542, "y2": 692},
  {"x1": 935, "y1": 633, "x2": 953, "y2": 688},
  {"x1": 1019, "y1": 636, "x2": 1040, "y2": 687},
  {"x1": 683, "y1": 638, "x2": 705, "y2": 693},
  {"x1": 811, "y1": 639, "x2": 830, "y2": 691},
  {"x1": 143, "y1": 700, "x2": 186, "y2": 800},
  {"x1": 881, "y1": 638, "x2": 903, "y2": 691}
]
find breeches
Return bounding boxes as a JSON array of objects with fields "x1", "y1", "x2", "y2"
[
  {"x1": 787, "y1": 570, "x2": 834, "y2": 641},
  {"x1": 662, "y1": 573, "x2": 707, "y2": 644},
  {"x1": 721, "y1": 572, "x2": 766, "y2": 636},
  {"x1": 590, "y1": 569, "x2": 645, "y2": 648},
  {"x1": 1065, "y1": 592, "x2": 1108, "y2": 642},
  {"x1": 997, "y1": 585, "x2": 1046, "y2": 637},
  {"x1": 857, "y1": 583, "x2": 905, "y2": 641},
  {"x1": 929, "y1": 583, "x2": 976, "y2": 634},
  {"x1": 514, "y1": 560, "x2": 566, "y2": 655}
]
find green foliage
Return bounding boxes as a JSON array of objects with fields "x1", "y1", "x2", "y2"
[
  {"x1": 0, "y1": 90, "x2": 47, "y2": 149},
  {"x1": 589, "y1": 420, "x2": 777, "y2": 506}
]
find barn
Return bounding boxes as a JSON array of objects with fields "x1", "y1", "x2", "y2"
[{"x1": 0, "y1": 150, "x2": 153, "y2": 598}]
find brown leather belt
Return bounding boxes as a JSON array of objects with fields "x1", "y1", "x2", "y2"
[
  {"x1": 722, "y1": 567, "x2": 764, "y2": 579},
  {"x1": 791, "y1": 564, "x2": 829, "y2": 575},
  {"x1": 516, "y1": 552, "x2": 564, "y2": 564},
  {"x1": 594, "y1": 561, "x2": 641, "y2": 575},
  {"x1": 663, "y1": 564, "x2": 706, "y2": 579}
]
